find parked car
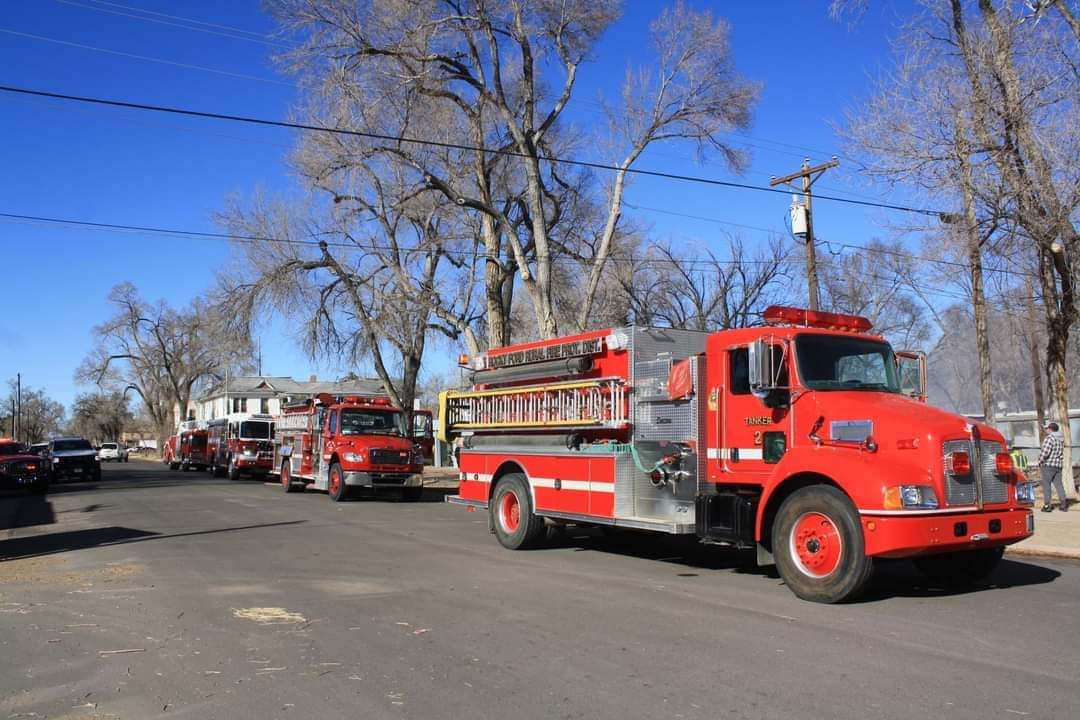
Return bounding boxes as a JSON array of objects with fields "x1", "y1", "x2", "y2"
[
  {"x1": 46, "y1": 437, "x2": 101, "y2": 482},
  {"x1": 0, "y1": 439, "x2": 48, "y2": 494},
  {"x1": 98, "y1": 442, "x2": 129, "y2": 462}
]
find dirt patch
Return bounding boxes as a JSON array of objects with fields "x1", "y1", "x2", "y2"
[
  {"x1": 0, "y1": 556, "x2": 141, "y2": 587},
  {"x1": 233, "y1": 607, "x2": 307, "y2": 625}
]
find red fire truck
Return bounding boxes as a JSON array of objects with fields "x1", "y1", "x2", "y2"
[
  {"x1": 178, "y1": 424, "x2": 209, "y2": 472},
  {"x1": 440, "y1": 306, "x2": 1036, "y2": 603},
  {"x1": 206, "y1": 413, "x2": 275, "y2": 480},
  {"x1": 274, "y1": 394, "x2": 425, "y2": 501}
]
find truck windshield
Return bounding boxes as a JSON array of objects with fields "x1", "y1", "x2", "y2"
[
  {"x1": 795, "y1": 334, "x2": 900, "y2": 392},
  {"x1": 53, "y1": 439, "x2": 93, "y2": 452},
  {"x1": 239, "y1": 422, "x2": 271, "y2": 440},
  {"x1": 340, "y1": 409, "x2": 407, "y2": 436},
  {"x1": 0, "y1": 443, "x2": 26, "y2": 456}
]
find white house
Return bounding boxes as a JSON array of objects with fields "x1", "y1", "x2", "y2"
[{"x1": 178, "y1": 375, "x2": 386, "y2": 423}]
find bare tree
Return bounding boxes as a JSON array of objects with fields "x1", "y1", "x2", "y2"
[
  {"x1": 69, "y1": 391, "x2": 133, "y2": 445},
  {"x1": 2, "y1": 381, "x2": 65, "y2": 443},
  {"x1": 266, "y1": 0, "x2": 758, "y2": 344},
  {"x1": 76, "y1": 283, "x2": 252, "y2": 449},
  {"x1": 616, "y1": 235, "x2": 791, "y2": 331}
]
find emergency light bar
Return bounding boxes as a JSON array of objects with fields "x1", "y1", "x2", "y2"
[{"x1": 763, "y1": 305, "x2": 872, "y2": 333}]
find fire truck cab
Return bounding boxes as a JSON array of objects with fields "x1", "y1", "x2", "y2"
[
  {"x1": 207, "y1": 413, "x2": 275, "y2": 481},
  {"x1": 274, "y1": 394, "x2": 425, "y2": 501},
  {"x1": 163, "y1": 435, "x2": 179, "y2": 470},
  {"x1": 440, "y1": 306, "x2": 1035, "y2": 603}
]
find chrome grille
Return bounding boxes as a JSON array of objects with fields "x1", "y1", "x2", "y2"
[
  {"x1": 979, "y1": 440, "x2": 1009, "y2": 504},
  {"x1": 942, "y1": 438, "x2": 1010, "y2": 506},
  {"x1": 942, "y1": 439, "x2": 976, "y2": 506},
  {"x1": 370, "y1": 448, "x2": 409, "y2": 466}
]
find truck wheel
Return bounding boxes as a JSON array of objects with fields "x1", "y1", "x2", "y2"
[
  {"x1": 281, "y1": 460, "x2": 295, "y2": 493},
  {"x1": 491, "y1": 473, "x2": 545, "y2": 550},
  {"x1": 914, "y1": 547, "x2": 1004, "y2": 586},
  {"x1": 168, "y1": 461, "x2": 179, "y2": 471},
  {"x1": 228, "y1": 460, "x2": 240, "y2": 482},
  {"x1": 328, "y1": 462, "x2": 349, "y2": 502},
  {"x1": 772, "y1": 485, "x2": 873, "y2": 603},
  {"x1": 401, "y1": 485, "x2": 423, "y2": 502}
]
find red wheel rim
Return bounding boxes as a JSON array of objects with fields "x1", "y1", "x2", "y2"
[
  {"x1": 281, "y1": 463, "x2": 290, "y2": 488},
  {"x1": 790, "y1": 511, "x2": 843, "y2": 578},
  {"x1": 499, "y1": 490, "x2": 521, "y2": 533},
  {"x1": 330, "y1": 468, "x2": 341, "y2": 496}
]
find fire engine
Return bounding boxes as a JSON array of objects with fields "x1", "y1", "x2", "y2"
[
  {"x1": 177, "y1": 422, "x2": 209, "y2": 472},
  {"x1": 274, "y1": 394, "x2": 425, "y2": 501},
  {"x1": 206, "y1": 413, "x2": 275, "y2": 480},
  {"x1": 440, "y1": 306, "x2": 1036, "y2": 603}
]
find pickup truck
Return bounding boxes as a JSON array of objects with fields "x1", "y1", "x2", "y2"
[{"x1": 98, "y1": 442, "x2": 129, "y2": 462}]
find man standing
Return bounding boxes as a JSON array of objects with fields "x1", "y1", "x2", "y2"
[{"x1": 1037, "y1": 422, "x2": 1067, "y2": 512}]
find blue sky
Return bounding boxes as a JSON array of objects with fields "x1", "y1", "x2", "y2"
[{"x1": 0, "y1": 0, "x2": 925, "y2": 412}]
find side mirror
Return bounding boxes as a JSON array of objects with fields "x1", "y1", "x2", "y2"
[
  {"x1": 748, "y1": 339, "x2": 776, "y2": 400},
  {"x1": 896, "y1": 351, "x2": 927, "y2": 402}
]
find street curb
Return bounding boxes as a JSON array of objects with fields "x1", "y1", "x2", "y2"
[{"x1": 1005, "y1": 545, "x2": 1080, "y2": 561}]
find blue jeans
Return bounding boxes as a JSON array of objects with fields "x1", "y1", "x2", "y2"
[{"x1": 1040, "y1": 466, "x2": 1067, "y2": 507}]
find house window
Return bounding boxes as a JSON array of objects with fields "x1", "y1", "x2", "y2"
[
  {"x1": 232, "y1": 397, "x2": 247, "y2": 413},
  {"x1": 260, "y1": 398, "x2": 269, "y2": 415}
]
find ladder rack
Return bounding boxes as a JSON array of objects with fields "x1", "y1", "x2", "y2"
[{"x1": 440, "y1": 377, "x2": 629, "y2": 436}]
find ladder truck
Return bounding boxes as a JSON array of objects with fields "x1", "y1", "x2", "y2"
[
  {"x1": 439, "y1": 306, "x2": 1036, "y2": 603},
  {"x1": 274, "y1": 394, "x2": 425, "y2": 501}
]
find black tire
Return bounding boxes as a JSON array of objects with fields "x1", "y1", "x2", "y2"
[
  {"x1": 28, "y1": 480, "x2": 48, "y2": 496},
  {"x1": 208, "y1": 458, "x2": 217, "y2": 476},
  {"x1": 281, "y1": 459, "x2": 295, "y2": 493},
  {"x1": 914, "y1": 547, "x2": 1005, "y2": 586},
  {"x1": 490, "y1": 473, "x2": 545, "y2": 550},
  {"x1": 227, "y1": 459, "x2": 240, "y2": 482},
  {"x1": 401, "y1": 485, "x2": 424, "y2": 502},
  {"x1": 92, "y1": 468, "x2": 102, "y2": 483},
  {"x1": 772, "y1": 485, "x2": 873, "y2": 603},
  {"x1": 328, "y1": 462, "x2": 348, "y2": 502}
]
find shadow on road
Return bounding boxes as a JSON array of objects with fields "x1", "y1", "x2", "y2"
[
  {"x1": 543, "y1": 529, "x2": 1061, "y2": 600},
  {"x1": 0, "y1": 519, "x2": 307, "y2": 562},
  {"x1": 856, "y1": 557, "x2": 1061, "y2": 601},
  {"x1": 0, "y1": 494, "x2": 56, "y2": 531}
]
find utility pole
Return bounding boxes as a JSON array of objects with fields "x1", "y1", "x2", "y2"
[
  {"x1": 15, "y1": 372, "x2": 21, "y2": 443},
  {"x1": 770, "y1": 157, "x2": 839, "y2": 311}
]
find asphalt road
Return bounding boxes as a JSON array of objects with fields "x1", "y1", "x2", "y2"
[{"x1": 1, "y1": 461, "x2": 1077, "y2": 720}]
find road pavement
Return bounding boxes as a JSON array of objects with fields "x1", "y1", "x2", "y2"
[{"x1": 2, "y1": 461, "x2": 1077, "y2": 720}]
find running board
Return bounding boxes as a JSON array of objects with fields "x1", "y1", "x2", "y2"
[{"x1": 446, "y1": 496, "x2": 695, "y2": 535}]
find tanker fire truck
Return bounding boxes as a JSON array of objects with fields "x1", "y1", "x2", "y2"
[
  {"x1": 440, "y1": 306, "x2": 1036, "y2": 603},
  {"x1": 274, "y1": 394, "x2": 425, "y2": 501},
  {"x1": 206, "y1": 413, "x2": 275, "y2": 480}
]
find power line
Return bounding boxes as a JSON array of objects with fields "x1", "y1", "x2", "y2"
[
  {"x1": 72, "y1": 0, "x2": 282, "y2": 43},
  {"x1": 55, "y1": 0, "x2": 290, "y2": 47},
  {"x1": 624, "y1": 200, "x2": 1039, "y2": 280},
  {"x1": 0, "y1": 210, "x2": 991, "y2": 303},
  {"x1": 0, "y1": 85, "x2": 943, "y2": 217},
  {"x1": 0, "y1": 210, "x2": 791, "y2": 268},
  {"x1": 0, "y1": 29, "x2": 293, "y2": 87}
]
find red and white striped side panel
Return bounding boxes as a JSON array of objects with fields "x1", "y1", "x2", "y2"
[{"x1": 457, "y1": 451, "x2": 616, "y2": 518}]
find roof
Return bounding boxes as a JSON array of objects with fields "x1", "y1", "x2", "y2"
[{"x1": 198, "y1": 375, "x2": 385, "y2": 401}]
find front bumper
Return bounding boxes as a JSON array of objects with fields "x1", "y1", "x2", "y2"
[
  {"x1": 861, "y1": 508, "x2": 1034, "y2": 559},
  {"x1": 52, "y1": 462, "x2": 98, "y2": 479},
  {"x1": 235, "y1": 456, "x2": 273, "y2": 472},
  {"x1": 0, "y1": 474, "x2": 47, "y2": 491},
  {"x1": 343, "y1": 471, "x2": 424, "y2": 488}
]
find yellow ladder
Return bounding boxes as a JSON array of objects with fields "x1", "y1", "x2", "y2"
[{"x1": 437, "y1": 377, "x2": 628, "y2": 441}]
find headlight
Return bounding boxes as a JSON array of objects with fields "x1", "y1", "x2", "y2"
[
  {"x1": 343, "y1": 451, "x2": 365, "y2": 463},
  {"x1": 242, "y1": 449, "x2": 255, "y2": 456},
  {"x1": 52, "y1": 457, "x2": 60, "y2": 464},
  {"x1": 1015, "y1": 482, "x2": 1035, "y2": 505},
  {"x1": 884, "y1": 484, "x2": 939, "y2": 510}
]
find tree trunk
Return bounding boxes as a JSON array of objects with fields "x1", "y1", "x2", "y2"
[
  {"x1": 956, "y1": 117, "x2": 994, "y2": 423},
  {"x1": 1025, "y1": 277, "x2": 1047, "y2": 432}
]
